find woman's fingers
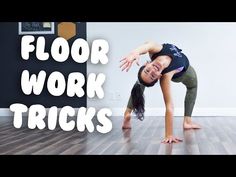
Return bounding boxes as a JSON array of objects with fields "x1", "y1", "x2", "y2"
[
  {"x1": 162, "y1": 138, "x2": 169, "y2": 144},
  {"x1": 120, "y1": 58, "x2": 135, "y2": 72},
  {"x1": 119, "y1": 60, "x2": 128, "y2": 68},
  {"x1": 126, "y1": 62, "x2": 132, "y2": 72},
  {"x1": 162, "y1": 136, "x2": 183, "y2": 144},
  {"x1": 176, "y1": 137, "x2": 183, "y2": 142},
  {"x1": 120, "y1": 57, "x2": 126, "y2": 62},
  {"x1": 120, "y1": 52, "x2": 140, "y2": 71},
  {"x1": 135, "y1": 56, "x2": 140, "y2": 66},
  {"x1": 121, "y1": 62, "x2": 130, "y2": 71},
  {"x1": 172, "y1": 138, "x2": 179, "y2": 143}
]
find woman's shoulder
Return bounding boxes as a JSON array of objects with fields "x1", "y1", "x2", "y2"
[{"x1": 163, "y1": 43, "x2": 182, "y2": 52}]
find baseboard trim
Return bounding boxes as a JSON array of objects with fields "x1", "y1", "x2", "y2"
[
  {"x1": 1, "y1": 108, "x2": 236, "y2": 117},
  {"x1": 111, "y1": 107, "x2": 236, "y2": 117},
  {"x1": 0, "y1": 108, "x2": 13, "y2": 117}
]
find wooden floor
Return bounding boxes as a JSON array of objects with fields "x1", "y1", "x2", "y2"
[{"x1": 1, "y1": 116, "x2": 236, "y2": 155}]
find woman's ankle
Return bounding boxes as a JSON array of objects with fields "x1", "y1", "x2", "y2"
[
  {"x1": 184, "y1": 116, "x2": 192, "y2": 124},
  {"x1": 124, "y1": 108, "x2": 132, "y2": 120}
]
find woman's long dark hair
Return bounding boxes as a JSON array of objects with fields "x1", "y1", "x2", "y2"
[
  {"x1": 131, "y1": 82, "x2": 145, "y2": 120},
  {"x1": 131, "y1": 66, "x2": 158, "y2": 121}
]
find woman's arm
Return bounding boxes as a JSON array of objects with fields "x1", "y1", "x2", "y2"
[
  {"x1": 132, "y1": 41, "x2": 163, "y2": 55},
  {"x1": 160, "y1": 72, "x2": 183, "y2": 143},
  {"x1": 120, "y1": 41, "x2": 163, "y2": 72}
]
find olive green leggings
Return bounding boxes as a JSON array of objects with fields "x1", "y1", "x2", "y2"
[{"x1": 127, "y1": 65, "x2": 198, "y2": 117}]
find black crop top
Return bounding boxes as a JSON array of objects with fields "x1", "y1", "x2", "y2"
[{"x1": 151, "y1": 43, "x2": 189, "y2": 79}]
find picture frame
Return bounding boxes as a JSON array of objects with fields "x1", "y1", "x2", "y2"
[{"x1": 18, "y1": 22, "x2": 55, "y2": 35}]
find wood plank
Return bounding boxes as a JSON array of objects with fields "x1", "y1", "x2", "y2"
[{"x1": 0, "y1": 116, "x2": 236, "y2": 155}]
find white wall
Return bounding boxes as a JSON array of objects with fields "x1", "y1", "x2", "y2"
[{"x1": 87, "y1": 22, "x2": 236, "y2": 116}]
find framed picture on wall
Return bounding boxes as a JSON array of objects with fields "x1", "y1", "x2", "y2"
[{"x1": 18, "y1": 22, "x2": 55, "y2": 35}]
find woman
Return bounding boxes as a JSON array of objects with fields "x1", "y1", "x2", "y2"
[{"x1": 120, "y1": 41, "x2": 201, "y2": 144}]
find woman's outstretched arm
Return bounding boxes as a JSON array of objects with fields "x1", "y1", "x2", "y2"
[
  {"x1": 160, "y1": 71, "x2": 183, "y2": 143},
  {"x1": 120, "y1": 41, "x2": 162, "y2": 72}
]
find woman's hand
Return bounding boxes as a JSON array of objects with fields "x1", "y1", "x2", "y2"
[
  {"x1": 119, "y1": 51, "x2": 140, "y2": 72},
  {"x1": 161, "y1": 135, "x2": 183, "y2": 144}
]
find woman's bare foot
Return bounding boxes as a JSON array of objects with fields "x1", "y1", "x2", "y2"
[
  {"x1": 122, "y1": 119, "x2": 131, "y2": 129},
  {"x1": 191, "y1": 122, "x2": 201, "y2": 129},
  {"x1": 183, "y1": 116, "x2": 201, "y2": 129},
  {"x1": 183, "y1": 122, "x2": 201, "y2": 129},
  {"x1": 122, "y1": 109, "x2": 132, "y2": 129},
  {"x1": 183, "y1": 122, "x2": 192, "y2": 129}
]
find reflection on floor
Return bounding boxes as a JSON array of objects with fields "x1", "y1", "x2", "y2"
[{"x1": 1, "y1": 116, "x2": 236, "y2": 155}]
